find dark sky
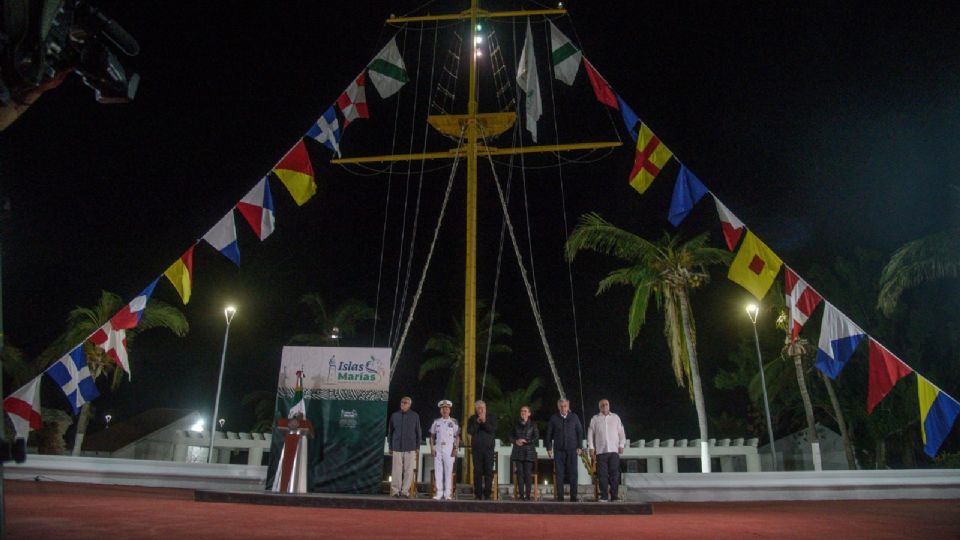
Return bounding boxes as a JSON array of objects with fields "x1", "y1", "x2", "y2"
[{"x1": 2, "y1": 1, "x2": 958, "y2": 437}]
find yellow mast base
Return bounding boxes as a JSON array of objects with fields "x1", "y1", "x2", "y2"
[{"x1": 428, "y1": 112, "x2": 516, "y2": 139}]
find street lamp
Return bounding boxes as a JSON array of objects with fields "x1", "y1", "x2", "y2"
[
  {"x1": 746, "y1": 303, "x2": 778, "y2": 471},
  {"x1": 330, "y1": 326, "x2": 340, "y2": 346},
  {"x1": 208, "y1": 305, "x2": 237, "y2": 463}
]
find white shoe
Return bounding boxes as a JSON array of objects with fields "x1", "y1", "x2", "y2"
[{"x1": 433, "y1": 495, "x2": 442, "y2": 500}]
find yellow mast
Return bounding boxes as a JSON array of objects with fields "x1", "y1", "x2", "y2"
[{"x1": 332, "y1": 2, "x2": 621, "y2": 479}]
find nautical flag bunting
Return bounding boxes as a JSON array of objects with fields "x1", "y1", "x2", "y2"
[
  {"x1": 584, "y1": 57, "x2": 618, "y2": 109},
  {"x1": 306, "y1": 105, "x2": 342, "y2": 157},
  {"x1": 867, "y1": 338, "x2": 913, "y2": 414},
  {"x1": 668, "y1": 165, "x2": 709, "y2": 226},
  {"x1": 713, "y1": 196, "x2": 746, "y2": 251},
  {"x1": 517, "y1": 19, "x2": 542, "y2": 142},
  {"x1": 616, "y1": 93, "x2": 639, "y2": 142},
  {"x1": 203, "y1": 211, "x2": 241, "y2": 266},
  {"x1": 784, "y1": 266, "x2": 822, "y2": 341},
  {"x1": 917, "y1": 376, "x2": 960, "y2": 457},
  {"x1": 728, "y1": 230, "x2": 783, "y2": 300},
  {"x1": 110, "y1": 279, "x2": 159, "y2": 331},
  {"x1": 89, "y1": 321, "x2": 130, "y2": 375},
  {"x1": 336, "y1": 72, "x2": 369, "y2": 128},
  {"x1": 46, "y1": 346, "x2": 99, "y2": 415},
  {"x1": 237, "y1": 177, "x2": 276, "y2": 240},
  {"x1": 368, "y1": 36, "x2": 409, "y2": 98},
  {"x1": 3, "y1": 376, "x2": 42, "y2": 439},
  {"x1": 814, "y1": 302, "x2": 866, "y2": 380},
  {"x1": 549, "y1": 21, "x2": 581, "y2": 85},
  {"x1": 628, "y1": 123, "x2": 673, "y2": 194},
  {"x1": 273, "y1": 140, "x2": 318, "y2": 206},
  {"x1": 163, "y1": 245, "x2": 195, "y2": 305}
]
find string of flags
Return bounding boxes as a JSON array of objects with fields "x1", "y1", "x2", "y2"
[
  {"x1": 570, "y1": 32, "x2": 959, "y2": 456},
  {"x1": 2, "y1": 33, "x2": 411, "y2": 442}
]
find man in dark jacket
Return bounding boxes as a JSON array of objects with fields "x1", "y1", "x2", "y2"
[
  {"x1": 388, "y1": 396, "x2": 422, "y2": 497},
  {"x1": 546, "y1": 398, "x2": 584, "y2": 502},
  {"x1": 466, "y1": 400, "x2": 498, "y2": 500}
]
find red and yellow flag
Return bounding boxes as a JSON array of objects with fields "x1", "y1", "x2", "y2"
[
  {"x1": 163, "y1": 246, "x2": 195, "y2": 304},
  {"x1": 273, "y1": 140, "x2": 317, "y2": 206},
  {"x1": 728, "y1": 231, "x2": 782, "y2": 300},
  {"x1": 628, "y1": 123, "x2": 673, "y2": 194}
]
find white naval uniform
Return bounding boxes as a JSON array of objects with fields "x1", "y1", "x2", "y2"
[{"x1": 429, "y1": 417, "x2": 460, "y2": 499}]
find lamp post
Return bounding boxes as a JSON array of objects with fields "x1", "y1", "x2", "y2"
[
  {"x1": 746, "y1": 303, "x2": 778, "y2": 471},
  {"x1": 330, "y1": 326, "x2": 340, "y2": 346},
  {"x1": 209, "y1": 305, "x2": 237, "y2": 463}
]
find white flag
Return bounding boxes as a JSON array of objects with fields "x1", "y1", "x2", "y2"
[
  {"x1": 368, "y1": 37, "x2": 409, "y2": 99},
  {"x1": 549, "y1": 21, "x2": 581, "y2": 85},
  {"x1": 516, "y1": 19, "x2": 542, "y2": 142}
]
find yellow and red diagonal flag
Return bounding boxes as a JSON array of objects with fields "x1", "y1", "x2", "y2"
[
  {"x1": 628, "y1": 123, "x2": 673, "y2": 194},
  {"x1": 273, "y1": 140, "x2": 317, "y2": 206},
  {"x1": 164, "y1": 245, "x2": 195, "y2": 304},
  {"x1": 728, "y1": 231, "x2": 783, "y2": 300}
]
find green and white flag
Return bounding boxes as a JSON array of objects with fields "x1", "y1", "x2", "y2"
[
  {"x1": 288, "y1": 370, "x2": 306, "y2": 417},
  {"x1": 516, "y1": 19, "x2": 542, "y2": 142},
  {"x1": 367, "y1": 37, "x2": 409, "y2": 99},
  {"x1": 549, "y1": 21, "x2": 581, "y2": 85}
]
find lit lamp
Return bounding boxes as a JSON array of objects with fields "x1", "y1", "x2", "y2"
[
  {"x1": 209, "y1": 305, "x2": 237, "y2": 463},
  {"x1": 746, "y1": 303, "x2": 778, "y2": 471},
  {"x1": 330, "y1": 326, "x2": 341, "y2": 346}
]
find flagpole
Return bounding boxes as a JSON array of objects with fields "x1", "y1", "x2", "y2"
[{"x1": 208, "y1": 305, "x2": 237, "y2": 463}]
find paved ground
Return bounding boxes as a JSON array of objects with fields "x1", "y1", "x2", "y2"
[{"x1": 5, "y1": 480, "x2": 960, "y2": 539}]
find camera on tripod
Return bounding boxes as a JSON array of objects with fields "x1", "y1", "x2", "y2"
[{"x1": 1, "y1": 0, "x2": 139, "y2": 105}]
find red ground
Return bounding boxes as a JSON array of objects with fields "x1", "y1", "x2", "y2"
[{"x1": 6, "y1": 481, "x2": 960, "y2": 539}]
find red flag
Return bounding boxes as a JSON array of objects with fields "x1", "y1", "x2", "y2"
[
  {"x1": 713, "y1": 195, "x2": 745, "y2": 251},
  {"x1": 784, "y1": 266, "x2": 823, "y2": 341},
  {"x1": 583, "y1": 57, "x2": 618, "y2": 109},
  {"x1": 867, "y1": 338, "x2": 913, "y2": 414}
]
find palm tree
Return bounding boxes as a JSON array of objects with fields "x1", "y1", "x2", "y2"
[
  {"x1": 288, "y1": 292, "x2": 376, "y2": 346},
  {"x1": 485, "y1": 377, "x2": 544, "y2": 441},
  {"x1": 241, "y1": 389, "x2": 276, "y2": 433},
  {"x1": 39, "y1": 290, "x2": 188, "y2": 454},
  {"x1": 565, "y1": 213, "x2": 731, "y2": 472},
  {"x1": 419, "y1": 301, "x2": 509, "y2": 407},
  {"x1": 878, "y1": 185, "x2": 959, "y2": 315}
]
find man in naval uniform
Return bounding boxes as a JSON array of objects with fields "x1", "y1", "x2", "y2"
[{"x1": 429, "y1": 399, "x2": 460, "y2": 500}]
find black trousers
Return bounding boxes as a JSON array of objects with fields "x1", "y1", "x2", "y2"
[
  {"x1": 554, "y1": 449, "x2": 578, "y2": 501},
  {"x1": 472, "y1": 446, "x2": 494, "y2": 499},
  {"x1": 514, "y1": 460, "x2": 533, "y2": 499},
  {"x1": 596, "y1": 452, "x2": 621, "y2": 500}
]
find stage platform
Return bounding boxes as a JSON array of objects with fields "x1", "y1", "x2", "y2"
[{"x1": 194, "y1": 490, "x2": 654, "y2": 515}]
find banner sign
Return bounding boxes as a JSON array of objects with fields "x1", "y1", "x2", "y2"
[{"x1": 266, "y1": 346, "x2": 390, "y2": 493}]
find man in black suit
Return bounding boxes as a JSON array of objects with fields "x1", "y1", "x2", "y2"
[
  {"x1": 466, "y1": 400, "x2": 498, "y2": 500},
  {"x1": 546, "y1": 398, "x2": 584, "y2": 502}
]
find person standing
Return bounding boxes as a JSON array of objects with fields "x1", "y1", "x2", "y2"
[
  {"x1": 546, "y1": 398, "x2": 584, "y2": 502},
  {"x1": 587, "y1": 399, "x2": 626, "y2": 502},
  {"x1": 388, "y1": 396, "x2": 422, "y2": 497},
  {"x1": 466, "y1": 400, "x2": 498, "y2": 500},
  {"x1": 429, "y1": 399, "x2": 460, "y2": 500},
  {"x1": 509, "y1": 405, "x2": 539, "y2": 501}
]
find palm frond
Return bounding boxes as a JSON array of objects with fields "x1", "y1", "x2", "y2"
[
  {"x1": 878, "y1": 227, "x2": 960, "y2": 315},
  {"x1": 565, "y1": 213, "x2": 661, "y2": 264},
  {"x1": 626, "y1": 282, "x2": 653, "y2": 348}
]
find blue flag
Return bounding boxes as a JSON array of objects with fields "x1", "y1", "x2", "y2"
[
  {"x1": 306, "y1": 105, "x2": 342, "y2": 156},
  {"x1": 668, "y1": 166, "x2": 709, "y2": 226},
  {"x1": 616, "y1": 93, "x2": 639, "y2": 142},
  {"x1": 46, "y1": 346, "x2": 100, "y2": 415}
]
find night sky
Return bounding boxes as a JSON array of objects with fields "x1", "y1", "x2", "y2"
[{"x1": 2, "y1": 1, "x2": 958, "y2": 441}]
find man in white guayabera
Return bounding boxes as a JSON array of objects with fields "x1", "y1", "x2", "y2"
[{"x1": 587, "y1": 399, "x2": 626, "y2": 502}]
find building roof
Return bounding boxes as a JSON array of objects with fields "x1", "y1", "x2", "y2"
[{"x1": 82, "y1": 408, "x2": 197, "y2": 453}]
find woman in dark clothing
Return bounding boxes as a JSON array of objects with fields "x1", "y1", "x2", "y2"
[{"x1": 509, "y1": 405, "x2": 540, "y2": 500}]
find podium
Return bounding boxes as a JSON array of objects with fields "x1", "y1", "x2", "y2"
[{"x1": 271, "y1": 415, "x2": 315, "y2": 493}]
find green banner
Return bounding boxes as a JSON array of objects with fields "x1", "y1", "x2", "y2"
[{"x1": 266, "y1": 347, "x2": 390, "y2": 493}]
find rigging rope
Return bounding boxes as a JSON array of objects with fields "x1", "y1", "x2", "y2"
[
  {"x1": 394, "y1": 21, "x2": 439, "y2": 352},
  {"x1": 478, "y1": 122, "x2": 566, "y2": 400},
  {"x1": 389, "y1": 22, "x2": 427, "y2": 350},
  {"x1": 371, "y1": 26, "x2": 409, "y2": 348},
  {"x1": 390, "y1": 126, "x2": 467, "y2": 377},
  {"x1": 544, "y1": 17, "x2": 587, "y2": 422}
]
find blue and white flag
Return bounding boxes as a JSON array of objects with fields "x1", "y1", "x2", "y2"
[
  {"x1": 202, "y1": 210, "x2": 240, "y2": 266},
  {"x1": 306, "y1": 105, "x2": 342, "y2": 157},
  {"x1": 815, "y1": 302, "x2": 866, "y2": 379},
  {"x1": 46, "y1": 346, "x2": 99, "y2": 415},
  {"x1": 668, "y1": 166, "x2": 710, "y2": 226}
]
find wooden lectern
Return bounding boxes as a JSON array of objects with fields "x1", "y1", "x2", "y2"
[{"x1": 272, "y1": 414, "x2": 315, "y2": 493}]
